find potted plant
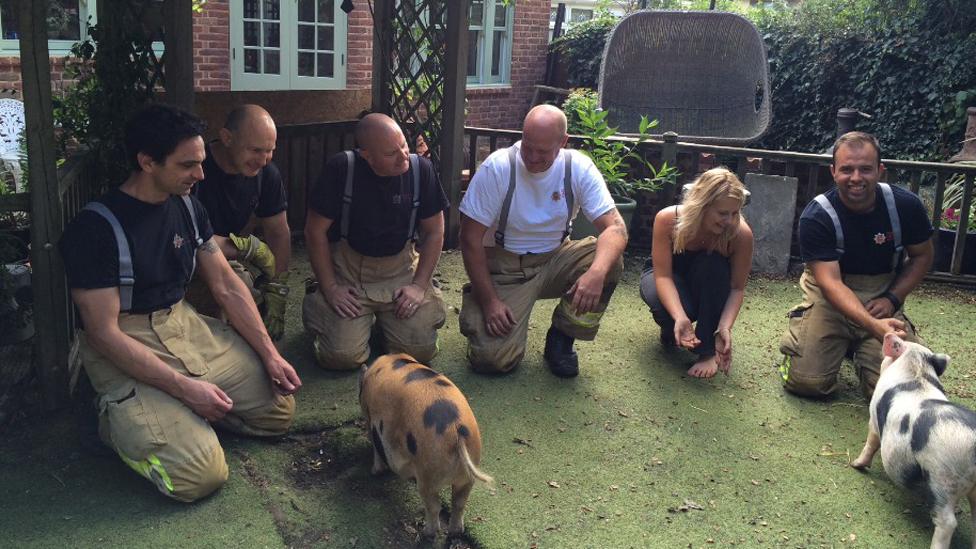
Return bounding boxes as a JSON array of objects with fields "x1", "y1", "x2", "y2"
[
  {"x1": 563, "y1": 88, "x2": 678, "y2": 239},
  {"x1": 934, "y1": 170, "x2": 976, "y2": 274}
]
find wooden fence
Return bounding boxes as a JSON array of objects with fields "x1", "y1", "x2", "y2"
[{"x1": 459, "y1": 127, "x2": 976, "y2": 284}]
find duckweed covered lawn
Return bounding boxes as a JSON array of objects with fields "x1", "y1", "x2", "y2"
[{"x1": 3, "y1": 247, "x2": 976, "y2": 548}]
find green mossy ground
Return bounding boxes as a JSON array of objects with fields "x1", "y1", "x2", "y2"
[{"x1": 3, "y1": 248, "x2": 976, "y2": 548}]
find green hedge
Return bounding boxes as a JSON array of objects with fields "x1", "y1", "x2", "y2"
[
  {"x1": 754, "y1": 0, "x2": 976, "y2": 160},
  {"x1": 551, "y1": 0, "x2": 976, "y2": 161}
]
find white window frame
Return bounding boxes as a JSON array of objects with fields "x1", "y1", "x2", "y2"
[
  {"x1": 467, "y1": 0, "x2": 514, "y2": 88},
  {"x1": 230, "y1": 0, "x2": 347, "y2": 92},
  {"x1": 0, "y1": 0, "x2": 97, "y2": 57}
]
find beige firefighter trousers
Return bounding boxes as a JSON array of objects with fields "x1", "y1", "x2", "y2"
[
  {"x1": 779, "y1": 267, "x2": 920, "y2": 399},
  {"x1": 459, "y1": 236, "x2": 623, "y2": 374},
  {"x1": 79, "y1": 299, "x2": 295, "y2": 502},
  {"x1": 301, "y1": 240, "x2": 447, "y2": 370}
]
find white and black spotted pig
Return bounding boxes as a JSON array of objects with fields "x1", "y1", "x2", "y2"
[
  {"x1": 851, "y1": 333, "x2": 976, "y2": 549},
  {"x1": 359, "y1": 353, "x2": 493, "y2": 538}
]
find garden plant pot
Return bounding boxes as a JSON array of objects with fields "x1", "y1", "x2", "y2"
[
  {"x1": 933, "y1": 227, "x2": 976, "y2": 275},
  {"x1": 570, "y1": 195, "x2": 637, "y2": 240}
]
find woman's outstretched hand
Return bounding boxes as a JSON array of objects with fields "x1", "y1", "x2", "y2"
[{"x1": 674, "y1": 318, "x2": 700, "y2": 350}]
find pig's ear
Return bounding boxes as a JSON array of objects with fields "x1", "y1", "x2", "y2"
[
  {"x1": 927, "y1": 353, "x2": 950, "y2": 377},
  {"x1": 882, "y1": 332, "x2": 906, "y2": 359}
]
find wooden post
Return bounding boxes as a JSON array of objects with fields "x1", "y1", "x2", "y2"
[
  {"x1": 950, "y1": 174, "x2": 974, "y2": 275},
  {"x1": 163, "y1": 0, "x2": 195, "y2": 111},
  {"x1": 371, "y1": 0, "x2": 393, "y2": 115},
  {"x1": 661, "y1": 132, "x2": 679, "y2": 206},
  {"x1": 20, "y1": 0, "x2": 70, "y2": 409},
  {"x1": 440, "y1": 0, "x2": 470, "y2": 249}
]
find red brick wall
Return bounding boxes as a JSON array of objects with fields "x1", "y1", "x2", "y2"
[
  {"x1": 346, "y1": 6, "x2": 374, "y2": 90},
  {"x1": 193, "y1": 0, "x2": 231, "y2": 91},
  {"x1": 0, "y1": 57, "x2": 71, "y2": 99},
  {"x1": 464, "y1": 0, "x2": 549, "y2": 130}
]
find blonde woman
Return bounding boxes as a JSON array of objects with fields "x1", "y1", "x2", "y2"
[{"x1": 639, "y1": 168, "x2": 754, "y2": 378}]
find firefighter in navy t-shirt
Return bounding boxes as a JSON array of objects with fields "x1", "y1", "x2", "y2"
[
  {"x1": 779, "y1": 132, "x2": 934, "y2": 399},
  {"x1": 59, "y1": 105, "x2": 301, "y2": 502},
  {"x1": 187, "y1": 104, "x2": 291, "y2": 340},
  {"x1": 302, "y1": 113, "x2": 449, "y2": 370}
]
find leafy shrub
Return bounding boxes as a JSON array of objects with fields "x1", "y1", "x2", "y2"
[
  {"x1": 551, "y1": 15, "x2": 617, "y2": 89},
  {"x1": 54, "y1": 6, "x2": 161, "y2": 188},
  {"x1": 940, "y1": 166, "x2": 976, "y2": 232},
  {"x1": 562, "y1": 89, "x2": 677, "y2": 199},
  {"x1": 563, "y1": 88, "x2": 599, "y2": 136},
  {"x1": 755, "y1": 0, "x2": 976, "y2": 160}
]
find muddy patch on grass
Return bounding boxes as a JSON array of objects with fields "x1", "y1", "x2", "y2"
[
  {"x1": 287, "y1": 425, "x2": 366, "y2": 489},
  {"x1": 279, "y1": 426, "x2": 482, "y2": 548}
]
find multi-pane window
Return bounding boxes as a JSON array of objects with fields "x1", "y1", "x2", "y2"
[
  {"x1": 242, "y1": 0, "x2": 282, "y2": 75},
  {"x1": 571, "y1": 8, "x2": 594, "y2": 23},
  {"x1": 296, "y1": 0, "x2": 336, "y2": 78},
  {"x1": 0, "y1": 0, "x2": 93, "y2": 55},
  {"x1": 232, "y1": 0, "x2": 345, "y2": 91},
  {"x1": 467, "y1": 0, "x2": 513, "y2": 86}
]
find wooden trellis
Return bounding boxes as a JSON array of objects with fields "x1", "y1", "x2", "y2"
[
  {"x1": 372, "y1": 0, "x2": 469, "y2": 246},
  {"x1": 374, "y1": 0, "x2": 445, "y2": 161}
]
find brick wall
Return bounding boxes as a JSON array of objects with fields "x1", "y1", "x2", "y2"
[
  {"x1": 464, "y1": 0, "x2": 549, "y2": 130},
  {"x1": 0, "y1": 57, "x2": 72, "y2": 99},
  {"x1": 193, "y1": 0, "x2": 231, "y2": 91},
  {"x1": 346, "y1": 6, "x2": 373, "y2": 90}
]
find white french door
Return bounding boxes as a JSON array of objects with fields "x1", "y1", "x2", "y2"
[{"x1": 230, "y1": 0, "x2": 347, "y2": 91}]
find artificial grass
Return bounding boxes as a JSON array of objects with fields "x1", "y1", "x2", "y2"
[{"x1": 2, "y1": 248, "x2": 975, "y2": 548}]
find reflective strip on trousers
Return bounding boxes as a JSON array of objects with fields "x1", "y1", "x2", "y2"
[
  {"x1": 117, "y1": 451, "x2": 175, "y2": 495},
  {"x1": 778, "y1": 354, "x2": 790, "y2": 382},
  {"x1": 558, "y1": 297, "x2": 603, "y2": 329}
]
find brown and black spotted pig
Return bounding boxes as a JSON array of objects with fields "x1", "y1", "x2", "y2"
[
  {"x1": 359, "y1": 353, "x2": 493, "y2": 538},
  {"x1": 851, "y1": 333, "x2": 976, "y2": 549}
]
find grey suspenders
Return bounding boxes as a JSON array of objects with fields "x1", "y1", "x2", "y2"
[
  {"x1": 340, "y1": 151, "x2": 421, "y2": 241},
  {"x1": 812, "y1": 182, "x2": 903, "y2": 269},
  {"x1": 82, "y1": 195, "x2": 202, "y2": 312},
  {"x1": 494, "y1": 147, "x2": 574, "y2": 247}
]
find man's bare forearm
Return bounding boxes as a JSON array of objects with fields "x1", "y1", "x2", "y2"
[
  {"x1": 590, "y1": 212, "x2": 627, "y2": 277},
  {"x1": 200, "y1": 239, "x2": 279, "y2": 363}
]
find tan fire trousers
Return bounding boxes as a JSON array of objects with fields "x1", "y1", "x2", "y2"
[
  {"x1": 459, "y1": 237, "x2": 623, "y2": 373},
  {"x1": 779, "y1": 268, "x2": 919, "y2": 399},
  {"x1": 80, "y1": 299, "x2": 295, "y2": 502},
  {"x1": 302, "y1": 240, "x2": 447, "y2": 371}
]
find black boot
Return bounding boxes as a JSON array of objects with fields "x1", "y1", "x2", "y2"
[{"x1": 544, "y1": 327, "x2": 579, "y2": 378}]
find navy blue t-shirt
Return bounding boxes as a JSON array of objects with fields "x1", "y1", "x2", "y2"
[
  {"x1": 308, "y1": 151, "x2": 449, "y2": 257},
  {"x1": 193, "y1": 144, "x2": 287, "y2": 236},
  {"x1": 59, "y1": 188, "x2": 215, "y2": 314},
  {"x1": 798, "y1": 185, "x2": 932, "y2": 275}
]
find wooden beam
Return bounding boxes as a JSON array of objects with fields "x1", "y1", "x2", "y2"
[
  {"x1": 163, "y1": 0, "x2": 195, "y2": 111},
  {"x1": 370, "y1": 0, "x2": 393, "y2": 115},
  {"x1": 440, "y1": 0, "x2": 470, "y2": 249},
  {"x1": 20, "y1": 0, "x2": 70, "y2": 409}
]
